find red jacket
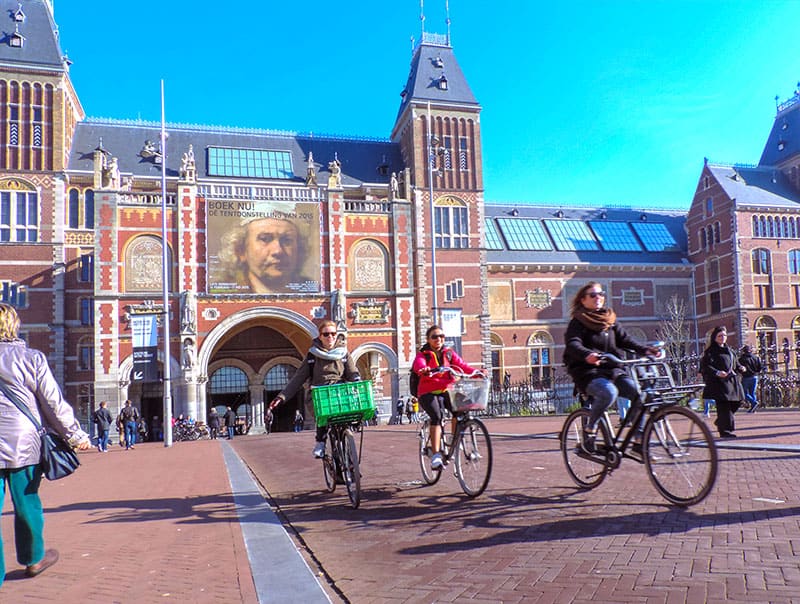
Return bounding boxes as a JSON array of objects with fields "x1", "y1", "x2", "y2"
[{"x1": 411, "y1": 346, "x2": 477, "y2": 397}]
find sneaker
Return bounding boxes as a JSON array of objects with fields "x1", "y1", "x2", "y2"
[
  {"x1": 312, "y1": 442, "x2": 325, "y2": 458},
  {"x1": 748, "y1": 402, "x2": 759, "y2": 413},
  {"x1": 430, "y1": 452, "x2": 443, "y2": 469}
]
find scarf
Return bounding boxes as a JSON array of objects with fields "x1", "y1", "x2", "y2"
[
  {"x1": 574, "y1": 307, "x2": 617, "y2": 332},
  {"x1": 308, "y1": 340, "x2": 349, "y2": 361}
]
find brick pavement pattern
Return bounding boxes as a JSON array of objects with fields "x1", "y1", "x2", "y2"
[
  {"x1": 234, "y1": 410, "x2": 800, "y2": 604},
  {"x1": 1, "y1": 439, "x2": 257, "y2": 603}
]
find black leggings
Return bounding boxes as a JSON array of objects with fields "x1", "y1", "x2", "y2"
[{"x1": 419, "y1": 392, "x2": 452, "y2": 425}]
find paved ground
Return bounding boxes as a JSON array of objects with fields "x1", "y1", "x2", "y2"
[
  {"x1": 2, "y1": 409, "x2": 799, "y2": 603},
  {"x1": 234, "y1": 410, "x2": 800, "y2": 604}
]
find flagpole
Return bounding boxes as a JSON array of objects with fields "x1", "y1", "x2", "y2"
[
  {"x1": 160, "y1": 79, "x2": 173, "y2": 448},
  {"x1": 427, "y1": 101, "x2": 439, "y2": 326}
]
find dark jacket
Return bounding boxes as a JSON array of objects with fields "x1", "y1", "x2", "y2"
[
  {"x1": 223, "y1": 409, "x2": 237, "y2": 427},
  {"x1": 94, "y1": 406, "x2": 113, "y2": 431},
  {"x1": 276, "y1": 336, "x2": 359, "y2": 403},
  {"x1": 738, "y1": 350, "x2": 763, "y2": 378},
  {"x1": 700, "y1": 344, "x2": 743, "y2": 402},
  {"x1": 207, "y1": 410, "x2": 221, "y2": 429},
  {"x1": 563, "y1": 318, "x2": 649, "y2": 392}
]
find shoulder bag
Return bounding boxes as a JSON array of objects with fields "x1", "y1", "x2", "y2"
[{"x1": 0, "y1": 379, "x2": 81, "y2": 481}]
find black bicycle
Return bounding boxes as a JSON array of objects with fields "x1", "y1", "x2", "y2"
[
  {"x1": 561, "y1": 352, "x2": 718, "y2": 506},
  {"x1": 322, "y1": 418, "x2": 364, "y2": 509},
  {"x1": 418, "y1": 367, "x2": 493, "y2": 497}
]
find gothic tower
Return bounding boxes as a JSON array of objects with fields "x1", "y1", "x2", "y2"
[{"x1": 391, "y1": 18, "x2": 490, "y2": 366}]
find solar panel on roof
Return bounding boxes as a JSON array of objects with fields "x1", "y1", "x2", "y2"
[
  {"x1": 630, "y1": 222, "x2": 680, "y2": 252},
  {"x1": 207, "y1": 147, "x2": 294, "y2": 179},
  {"x1": 484, "y1": 218, "x2": 505, "y2": 250},
  {"x1": 542, "y1": 219, "x2": 599, "y2": 251},
  {"x1": 496, "y1": 218, "x2": 553, "y2": 251},
  {"x1": 588, "y1": 221, "x2": 643, "y2": 252}
]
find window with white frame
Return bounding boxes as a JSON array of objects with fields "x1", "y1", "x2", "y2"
[
  {"x1": 77, "y1": 339, "x2": 94, "y2": 371},
  {"x1": 0, "y1": 188, "x2": 38, "y2": 242},
  {"x1": 79, "y1": 253, "x2": 94, "y2": 282},
  {"x1": 0, "y1": 281, "x2": 27, "y2": 307},
  {"x1": 434, "y1": 196, "x2": 469, "y2": 248},
  {"x1": 79, "y1": 298, "x2": 93, "y2": 325}
]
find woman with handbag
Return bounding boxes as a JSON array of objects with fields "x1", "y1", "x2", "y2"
[
  {"x1": 0, "y1": 303, "x2": 90, "y2": 586},
  {"x1": 700, "y1": 326, "x2": 745, "y2": 438}
]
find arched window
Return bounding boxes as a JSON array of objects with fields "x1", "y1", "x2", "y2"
[
  {"x1": 759, "y1": 216, "x2": 767, "y2": 237},
  {"x1": 68, "y1": 188, "x2": 80, "y2": 229},
  {"x1": 751, "y1": 248, "x2": 771, "y2": 275},
  {"x1": 0, "y1": 179, "x2": 38, "y2": 242},
  {"x1": 791, "y1": 217, "x2": 798, "y2": 239},
  {"x1": 752, "y1": 215, "x2": 760, "y2": 237},
  {"x1": 264, "y1": 364, "x2": 296, "y2": 391},
  {"x1": 789, "y1": 250, "x2": 800, "y2": 274},
  {"x1": 767, "y1": 216, "x2": 775, "y2": 238},
  {"x1": 527, "y1": 331, "x2": 553, "y2": 385},
  {"x1": 781, "y1": 217, "x2": 789, "y2": 238},
  {"x1": 707, "y1": 256, "x2": 720, "y2": 284},
  {"x1": 700, "y1": 229, "x2": 707, "y2": 250},
  {"x1": 713, "y1": 222, "x2": 721, "y2": 244},
  {"x1": 124, "y1": 235, "x2": 173, "y2": 292},
  {"x1": 348, "y1": 239, "x2": 390, "y2": 291},
  {"x1": 434, "y1": 195, "x2": 469, "y2": 248},
  {"x1": 84, "y1": 189, "x2": 94, "y2": 229}
]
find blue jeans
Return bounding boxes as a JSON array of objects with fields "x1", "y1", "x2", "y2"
[
  {"x1": 0, "y1": 465, "x2": 45, "y2": 587},
  {"x1": 227, "y1": 426, "x2": 235, "y2": 439},
  {"x1": 97, "y1": 429, "x2": 109, "y2": 451},
  {"x1": 585, "y1": 375, "x2": 642, "y2": 431},
  {"x1": 742, "y1": 376, "x2": 758, "y2": 407},
  {"x1": 125, "y1": 421, "x2": 137, "y2": 448}
]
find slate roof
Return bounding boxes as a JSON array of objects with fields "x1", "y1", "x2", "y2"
[
  {"x1": 0, "y1": 0, "x2": 64, "y2": 71},
  {"x1": 484, "y1": 203, "x2": 689, "y2": 266},
  {"x1": 707, "y1": 164, "x2": 800, "y2": 209},
  {"x1": 395, "y1": 37, "x2": 480, "y2": 122},
  {"x1": 69, "y1": 119, "x2": 404, "y2": 187},
  {"x1": 759, "y1": 94, "x2": 800, "y2": 167}
]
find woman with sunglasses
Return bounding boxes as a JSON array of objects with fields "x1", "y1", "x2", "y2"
[
  {"x1": 269, "y1": 320, "x2": 360, "y2": 458},
  {"x1": 563, "y1": 282, "x2": 658, "y2": 452},
  {"x1": 412, "y1": 325, "x2": 485, "y2": 470}
]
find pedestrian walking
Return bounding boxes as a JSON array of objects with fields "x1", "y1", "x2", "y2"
[
  {"x1": 700, "y1": 326, "x2": 744, "y2": 438},
  {"x1": 396, "y1": 398, "x2": 405, "y2": 425},
  {"x1": 93, "y1": 401, "x2": 113, "y2": 452},
  {"x1": 738, "y1": 345, "x2": 763, "y2": 412},
  {"x1": 0, "y1": 303, "x2": 91, "y2": 586},
  {"x1": 118, "y1": 400, "x2": 140, "y2": 450},
  {"x1": 208, "y1": 408, "x2": 220, "y2": 440},
  {"x1": 293, "y1": 409, "x2": 304, "y2": 433},
  {"x1": 223, "y1": 406, "x2": 237, "y2": 439},
  {"x1": 264, "y1": 407, "x2": 274, "y2": 434}
]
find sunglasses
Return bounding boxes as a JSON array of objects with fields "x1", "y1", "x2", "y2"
[
  {"x1": 429, "y1": 334, "x2": 446, "y2": 339},
  {"x1": 586, "y1": 291, "x2": 606, "y2": 299},
  {"x1": 320, "y1": 332, "x2": 337, "y2": 337}
]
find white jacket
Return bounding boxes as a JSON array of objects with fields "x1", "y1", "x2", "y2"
[{"x1": 0, "y1": 340, "x2": 88, "y2": 469}]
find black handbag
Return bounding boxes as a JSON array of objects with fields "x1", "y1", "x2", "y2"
[{"x1": 0, "y1": 379, "x2": 81, "y2": 480}]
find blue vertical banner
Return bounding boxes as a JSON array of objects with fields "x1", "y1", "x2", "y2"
[{"x1": 131, "y1": 314, "x2": 159, "y2": 382}]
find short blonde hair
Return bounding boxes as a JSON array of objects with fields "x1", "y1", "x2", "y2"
[{"x1": 0, "y1": 303, "x2": 20, "y2": 341}]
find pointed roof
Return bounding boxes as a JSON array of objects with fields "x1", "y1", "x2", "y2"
[
  {"x1": 758, "y1": 91, "x2": 800, "y2": 167},
  {"x1": 395, "y1": 34, "x2": 480, "y2": 123},
  {"x1": 0, "y1": 0, "x2": 65, "y2": 72}
]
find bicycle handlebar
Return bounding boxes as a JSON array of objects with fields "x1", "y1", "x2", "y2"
[{"x1": 428, "y1": 366, "x2": 486, "y2": 379}]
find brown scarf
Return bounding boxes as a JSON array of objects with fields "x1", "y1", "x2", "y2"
[{"x1": 574, "y1": 307, "x2": 617, "y2": 332}]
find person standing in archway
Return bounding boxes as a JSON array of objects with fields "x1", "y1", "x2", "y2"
[{"x1": 269, "y1": 320, "x2": 360, "y2": 458}]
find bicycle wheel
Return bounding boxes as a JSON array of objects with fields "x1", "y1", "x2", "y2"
[
  {"x1": 342, "y1": 428, "x2": 361, "y2": 509},
  {"x1": 418, "y1": 420, "x2": 443, "y2": 485},
  {"x1": 560, "y1": 408, "x2": 610, "y2": 489},
  {"x1": 643, "y1": 405, "x2": 718, "y2": 506},
  {"x1": 322, "y1": 438, "x2": 336, "y2": 493},
  {"x1": 454, "y1": 418, "x2": 493, "y2": 497}
]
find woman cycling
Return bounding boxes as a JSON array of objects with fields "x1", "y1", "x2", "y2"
[
  {"x1": 412, "y1": 325, "x2": 483, "y2": 469},
  {"x1": 563, "y1": 282, "x2": 658, "y2": 452},
  {"x1": 269, "y1": 320, "x2": 360, "y2": 458}
]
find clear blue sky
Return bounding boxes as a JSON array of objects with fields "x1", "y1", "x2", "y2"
[{"x1": 57, "y1": 1, "x2": 800, "y2": 208}]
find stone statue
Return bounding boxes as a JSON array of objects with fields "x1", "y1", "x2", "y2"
[
  {"x1": 101, "y1": 156, "x2": 120, "y2": 189},
  {"x1": 332, "y1": 289, "x2": 347, "y2": 331},
  {"x1": 327, "y1": 157, "x2": 342, "y2": 189},
  {"x1": 182, "y1": 339, "x2": 195, "y2": 370},
  {"x1": 389, "y1": 172, "x2": 399, "y2": 199},
  {"x1": 180, "y1": 290, "x2": 196, "y2": 334},
  {"x1": 179, "y1": 144, "x2": 196, "y2": 182}
]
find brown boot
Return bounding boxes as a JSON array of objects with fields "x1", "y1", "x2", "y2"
[{"x1": 26, "y1": 549, "x2": 59, "y2": 577}]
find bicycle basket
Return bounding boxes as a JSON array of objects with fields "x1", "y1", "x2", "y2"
[
  {"x1": 447, "y1": 377, "x2": 489, "y2": 412},
  {"x1": 311, "y1": 380, "x2": 375, "y2": 427}
]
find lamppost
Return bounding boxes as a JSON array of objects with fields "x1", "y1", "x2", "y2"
[
  {"x1": 159, "y1": 80, "x2": 173, "y2": 447},
  {"x1": 426, "y1": 102, "x2": 446, "y2": 326}
]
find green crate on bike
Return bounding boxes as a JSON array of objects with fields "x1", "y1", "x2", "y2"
[{"x1": 311, "y1": 380, "x2": 375, "y2": 426}]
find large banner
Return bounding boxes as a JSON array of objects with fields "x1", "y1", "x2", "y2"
[
  {"x1": 206, "y1": 200, "x2": 321, "y2": 294},
  {"x1": 131, "y1": 314, "x2": 159, "y2": 382}
]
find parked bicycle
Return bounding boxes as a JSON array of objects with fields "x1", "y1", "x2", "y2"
[
  {"x1": 560, "y1": 353, "x2": 718, "y2": 506},
  {"x1": 312, "y1": 380, "x2": 375, "y2": 509},
  {"x1": 418, "y1": 367, "x2": 493, "y2": 497}
]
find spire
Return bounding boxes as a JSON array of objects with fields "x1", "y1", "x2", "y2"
[{"x1": 445, "y1": 0, "x2": 451, "y2": 45}]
